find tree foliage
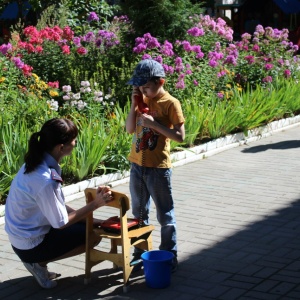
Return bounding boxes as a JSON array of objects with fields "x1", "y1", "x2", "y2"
[{"x1": 119, "y1": 0, "x2": 204, "y2": 42}]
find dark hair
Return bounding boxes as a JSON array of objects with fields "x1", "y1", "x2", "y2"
[
  {"x1": 24, "y1": 118, "x2": 78, "y2": 173},
  {"x1": 149, "y1": 76, "x2": 162, "y2": 84}
]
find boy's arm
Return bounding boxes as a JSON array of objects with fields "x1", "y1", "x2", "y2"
[
  {"x1": 125, "y1": 88, "x2": 139, "y2": 134},
  {"x1": 141, "y1": 114, "x2": 185, "y2": 143},
  {"x1": 155, "y1": 122, "x2": 185, "y2": 143},
  {"x1": 125, "y1": 102, "x2": 137, "y2": 134}
]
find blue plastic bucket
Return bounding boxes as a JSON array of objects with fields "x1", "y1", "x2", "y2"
[{"x1": 141, "y1": 250, "x2": 174, "y2": 289}]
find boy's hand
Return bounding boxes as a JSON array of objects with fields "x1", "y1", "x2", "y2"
[
  {"x1": 132, "y1": 87, "x2": 143, "y2": 105},
  {"x1": 138, "y1": 113, "x2": 155, "y2": 127}
]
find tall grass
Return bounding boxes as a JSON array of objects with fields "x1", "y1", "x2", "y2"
[
  {"x1": 0, "y1": 118, "x2": 36, "y2": 200},
  {"x1": 2, "y1": 80, "x2": 300, "y2": 203}
]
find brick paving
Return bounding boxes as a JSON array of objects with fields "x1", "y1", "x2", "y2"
[{"x1": 1, "y1": 124, "x2": 300, "y2": 299}]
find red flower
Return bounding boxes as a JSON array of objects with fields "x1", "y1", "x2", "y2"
[
  {"x1": 77, "y1": 47, "x2": 88, "y2": 55},
  {"x1": 22, "y1": 64, "x2": 33, "y2": 76},
  {"x1": 35, "y1": 45, "x2": 43, "y2": 53}
]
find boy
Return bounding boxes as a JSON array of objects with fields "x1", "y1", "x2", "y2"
[{"x1": 125, "y1": 59, "x2": 185, "y2": 271}]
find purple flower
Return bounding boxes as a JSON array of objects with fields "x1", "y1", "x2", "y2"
[
  {"x1": 154, "y1": 56, "x2": 163, "y2": 64},
  {"x1": 73, "y1": 37, "x2": 81, "y2": 47},
  {"x1": 192, "y1": 45, "x2": 201, "y2": 53},
  {"x1": 176, "y1": 78, "x2": 185, "y2": 89},
  {"x1": 182, "y1": 41, "x2": 192, "y2": 52},
  {"x1": 262, "y1": 76, "x2": 272, "y2": 83},
  {"x1": 175, "y1": 57, "x2": 182, "y2": 65},
  {"x1": 217, "y1": 70, "x2": 226, "y2": 77},
  {"x1": 142, "y1": 54, "x2": 152, "y2": 60},
  {"x1": 196, "y1": 52, "x2": 204, "y2": 59},
  {"x1": 284, "y1": 69, "x2": 291, "y2": 78},
  {"x1": 87, "y1": 12, "x2": 99, "y2": 23},
  {"x1": 83, "y1": 31, "x2": 95, "y2": 43},
  {"x1": 12, "y1": 57, "x2": 24, "y2": 69},
  {"x1": 161, "y1": 40, "x2": 174, "y2": 56},
  {"x1": 217, "y1": 92, "x2": 224, "y2": 99},
  {"x1": 133, "y1": 43, "x2": 147, "y2": 53},
  {"x1": 95, "y1": 38, "x2": 102, "y2": 47},
  {"x1": 193, "y1": 80, "x2": 199, "y2": 86},
  {"x1": 264, "y1": 63, "x2": 273, "y2": 70},
  {"x1": 224, "y1": 55, "x2": 237, "y2": 65},
  {"x1": 163, "y1": 64, "x2": 174, "y2": 74},
  {"x1": 187, "y1": 27, "x2": 205, "y2": 37},
  {"x1": 0, "y1": 43, "x2": 12, "y2": 55},
  {"x1": 245, "y1": 55, "x2": 255, "y2": 64},
  {"x1": 209, "y1": 59, "x2": 218, "y2": 68}
]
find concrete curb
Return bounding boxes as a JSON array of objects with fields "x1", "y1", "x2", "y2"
[{"x1": 1, "y1": 114, "x2": 300, "y2": 225}]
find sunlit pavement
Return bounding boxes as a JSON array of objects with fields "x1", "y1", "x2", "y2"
[{"x1": 1, "y1": 123, "x2": 300, "y2": 300}]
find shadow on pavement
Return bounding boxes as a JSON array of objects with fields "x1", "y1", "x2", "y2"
[
  {"x1": 241, "y1": 140, "x2": 300, "y2": 153},
  {"x1": 2, "y1": 197, "x2": 300, "y2": 299}
]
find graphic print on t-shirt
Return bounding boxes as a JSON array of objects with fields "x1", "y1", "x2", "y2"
[{"x1": 135, "y1": 126, "x2": 159, "y2": 153}]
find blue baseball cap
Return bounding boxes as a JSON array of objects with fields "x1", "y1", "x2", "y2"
[{"x1": 127, "y1": 59, "x2": 165, "y2": 86}]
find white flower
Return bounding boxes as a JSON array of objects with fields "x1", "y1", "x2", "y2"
[
  {"x1": 77, "y1": 100, "x2": 87, "y2": 110},
  {"x1": 47, "y1": 99, "x2": 59, "y2": 111},
  {"x1": 81, "y1": 81, "x2": 90, "y2": 87},
  {"x1": 94, "y1": 91, "x2": 103, "y2": 97},
  {"x1": 63, "y1": 94, "x2": 70, "y2": 101},
  {"x1": 85, "y1": 87, "x2": 92, "y2": 93},
  {"x1": 71, "y1": 100, "x2": 77, "y2": 106},
  {"x1": 94, "y1": 96, "x2": 103, "y2": 102},
  {"x1": 73, "y1": 93, "x2": 81, "y2": 100},
  {"x1": 104, "y1": 94, "x2": 111, "y2": 100},
  {"x1": 62, "y1": 85, "x2": 72, "y2": 93}
]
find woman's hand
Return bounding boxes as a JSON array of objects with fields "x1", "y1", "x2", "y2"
[{"x1": 95, "y1": 186, "x2": 113, "y2": 208}]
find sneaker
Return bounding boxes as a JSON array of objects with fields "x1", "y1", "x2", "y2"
[
  {"x1": 23, "y1": 262, "x2": 57, "y2": 289},
  {"x1": 48, "y1": 271, "x2": 61, "y2": 280},
  {"x1": 171, "y1": 256, "x2": 178, "y2": 273}
]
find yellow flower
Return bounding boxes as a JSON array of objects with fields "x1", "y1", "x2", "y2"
[
  {"x1": 49, "y1": 90, "x2": 59, "y2": 97},
  {"x1": 107, "y1": 112, "x2": 116, "y2": 119},
  {"x1": 0, "y1": 77, "x2": 5, "y2": 83},
  {"x1": 32, "y1": 73, "x2": 39, "y2": 81}
]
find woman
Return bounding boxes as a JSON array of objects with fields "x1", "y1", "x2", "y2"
[{"x1": 5, "y1": 118, "x2": 112, "y2": 289}]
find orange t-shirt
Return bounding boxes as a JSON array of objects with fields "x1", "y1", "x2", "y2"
[{"x1": 128, "y1": 92, "x2": 185, "y2": 168}]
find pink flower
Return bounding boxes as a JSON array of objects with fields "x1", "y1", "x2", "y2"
[
  {"x1": 284, "y1": 69, "x2": 291, "y2": 78},
  {"x1": 262, "y1": 76, "x2": 272, "y2": 83},
  {"x1": 22, "y1": 64, "x2": 33, "y2": 76},
  {"x1": 77, "y1": 47, "x2": 88, "y2": 55},
  {"x1": 264, "y1": 63, "x2": 273, "y2": 70},
  {"x1": 252, "y1": 44, "x2": 260, "y2": 52},
  {"x1": 62, "y1": 26, "x2": 74, "y2": 41},
  {"x1": 245, "y1": 55, "x2": 255, "y2": 64},
  {"x1": 61, "y1": 45, "x2": 70, "y2": 55},
  {"x1": 35, "y1": 45, "x2": 43, "y2": 53},
  {"x1": 48, "y1": 81, "x2": 59, "y2": 88}
]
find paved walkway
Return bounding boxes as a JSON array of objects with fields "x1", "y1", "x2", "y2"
[{"x1": 1, "y1": 125, "x2": 300, "y2": 300}]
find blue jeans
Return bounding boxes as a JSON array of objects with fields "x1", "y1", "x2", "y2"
[{"x1": 129, "y1": 163, "x2": 177, "y2": 254}]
